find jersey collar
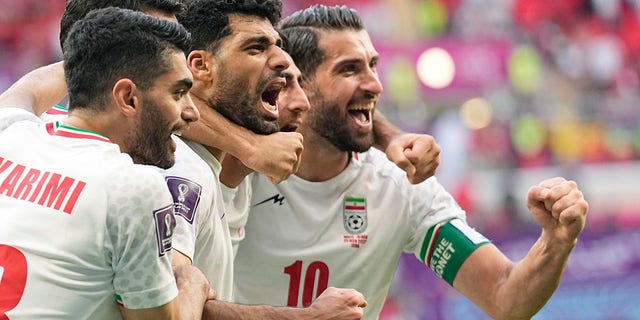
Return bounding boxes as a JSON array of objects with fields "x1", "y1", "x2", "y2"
[{"x1": 48, "y1": 121, "x2": 112, "y2": 143}]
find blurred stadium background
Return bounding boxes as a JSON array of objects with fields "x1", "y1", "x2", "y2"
[{"x1": 2, "y1": 0, "x2": 639, "y2": 319}]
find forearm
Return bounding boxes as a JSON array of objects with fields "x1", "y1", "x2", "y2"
[
  {"x1": 496, "y1": 232, "x2": 575, "y2": 318},
  {"x1": 182, "y1": 104, "x2": 303, "y2": 183},
  {"x1": 0, "y1": 61, "x2": 67, "y2": 115},
  {"x1": 220, "y1": 155, "x2": 253, "y2": 188},
  {"x1": 176, "y1": 294, "x2": 205, "y2": 320},
  {"x1": 172, "y1": 263, "x2": 215, "y2": 320},
  {"x1": 372, "y1": 111, "x2": 404, "y2": 151},
  {"x1": 181, "y1": 106, "x2": 256, "y2": 161},
  {"x1": 203, "y1": 300, "x2": 307, "y2": 320}
]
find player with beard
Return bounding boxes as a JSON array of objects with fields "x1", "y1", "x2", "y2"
[
  {"x1": 38, "y1": 0, "x2": 306, "y2": 189},
  {"x1": 0, "y1": 7, "x2": 214, "y2": 319},
  {"x1": 167, "y1": 0, "x2": 368, "y2": 318},
  {"x1": 219, "y1": 51, "x2": 311, "y2": 253},
  {"x1": 10, "y1": 1, "x2": 368, "y2": 318},
  {"x1": 225, "y1": 5, "x2": 590, "y2": 320}
]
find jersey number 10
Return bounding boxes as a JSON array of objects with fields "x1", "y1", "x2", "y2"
[{"x1": 284, "y1": 260, "x2": 329, "y2": 307}]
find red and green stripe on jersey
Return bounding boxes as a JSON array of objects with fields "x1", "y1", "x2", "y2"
[
  {"x1": 44, "y1": 104, "x2": 68, "y2": 116},
  {"x1": 419, "y1": 219, "x2": 490, "y2": 285},
  {"x1": 52, "y1": 124, "x2": 111, "y2": 143}
]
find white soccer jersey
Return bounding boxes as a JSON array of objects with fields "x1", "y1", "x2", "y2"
[
  {"x1": 0, "y1": 108, "x2": 178, "y2": 319},
  {"x1": 233, "y1": 148, "x2": 468, "y2": 319},
  {"x1": 163, "y1": 136, "x2": 234, "y2": 301},
  {"x1": 220, "y1": 181, "x2": 252, "y2": 256}
]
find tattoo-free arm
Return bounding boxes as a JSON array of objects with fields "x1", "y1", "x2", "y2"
[
  {"x1": 181, "y1": 106, "x2": 303, "y2": 184},
  {"x1": 0, "y1": 61, "x2": 67, "y2": 115},
  {"x1": 202, "y1": 287, "x2": 367, "y2": 320},
  {"x1": 453, "y1": 178, "x2": 588, "y2": 319},
  {"x1": 373, "y1": 111, "x2": 440, "y2": 184}
]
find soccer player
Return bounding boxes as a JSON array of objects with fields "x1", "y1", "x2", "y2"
[
  {"x1": 225, "y1": 5, "x2": 590, "y2": 320},
  {"x1": 0, "y1": 7, "x2": 213, "y2": 319},
  {"x1": 12, "y1": 1, "x2": 370, "y2": 318},
  {"x1": 39, "y1": 0, "x2": 306, "y2": 185},
  {"x1": 170, "y1": 1, "x2": 367, "y2": 318}
]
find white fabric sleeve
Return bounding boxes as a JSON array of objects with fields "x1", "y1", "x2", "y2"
[
  {"x1": 106, "y1": 166, "x2": 178, "y2": 309},
  {"x1": 0, "y1": 108, "x2": 40, "y2": 133},
  {"x1": 404, "y1": 177, "x2": 469, "y2": 256}
]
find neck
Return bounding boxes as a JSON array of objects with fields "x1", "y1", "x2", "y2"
[
  {"x1": 189, "y1": 91, "x2": 226, "y2": 162},
  {"x1": 296, "y1": 130, "x2": 350, "y2": 182},
  {"x1": 63, "y1": 109, "x2": 123, "y2": 147}
]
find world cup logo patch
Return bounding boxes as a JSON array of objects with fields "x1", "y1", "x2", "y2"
[
  {"x1": 154, "y1": 205, "x2": 176, "y2": 256},
  {"x1": 343, "y1": 196, "x2": 367, "y2": 234},
  {"x1": 165, "y1": 176, "x2": 202, "y2": 224}
]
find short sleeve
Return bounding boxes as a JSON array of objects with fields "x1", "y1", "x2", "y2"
[
  {"x1": 105, "y1": 165, "x2": 178, "y2": 309},
  {"x1": 0, "y1": 108, "x2": 40, "y2": 133},
  {"x1": 404, "y1": 177, "x2": 467, "y2": 255}
]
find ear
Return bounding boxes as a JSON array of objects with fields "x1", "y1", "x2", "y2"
[
  {"x1": 112, "y1": 78, "x2": 139, "y2": 117},
  {"x1": 187, "y1": 50, "x2": 215, "y2": 82}
]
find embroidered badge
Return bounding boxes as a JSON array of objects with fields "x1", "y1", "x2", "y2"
[
  {"x1": 166, "y1": 176, "x2": 202, "y2": 224},
  {"x1": 153, "y1": 205, "x2": 176, "y2": 256},
  {"x1": 343, "y1": 196, "x2": 367, "y2": 234}
]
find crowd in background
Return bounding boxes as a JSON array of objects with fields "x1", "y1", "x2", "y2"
[{"x1": 1, "y1": 0, "x2": 639, "y2": 318}]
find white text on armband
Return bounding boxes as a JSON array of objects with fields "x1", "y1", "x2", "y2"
[{"x1": 420, "y1": 218, "x2": 490, "y2": 285}]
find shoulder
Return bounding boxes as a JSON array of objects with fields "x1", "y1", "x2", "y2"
[
  {"x1": 356, "y1": 148, "x2": 414, "y2": 185},
  {"x1": 357, "y1": 148, "x2": 451, "y2": 198},
  {"x1": 0, "y1": 108, "x2": 40, "y2": 133},
  {"x1": 106, "y1": 162, "x2": 172, "y2": 206},
  {"x1": 163, "y1": 137, "x2": 214, "y2": 181}
]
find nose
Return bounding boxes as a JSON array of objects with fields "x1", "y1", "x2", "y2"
[
  {"x1": 290, "y1": 85, "x2": 310, "y2": 113},
  {"x1": 361, "y1": 67, "x2": 383, "y2": 96},
  {"x1": 269, "y1": 46, "x2": 291, "y2": 72},
  {"x1": 182, "y1": 93, "x2": 200, "y2": 123}
]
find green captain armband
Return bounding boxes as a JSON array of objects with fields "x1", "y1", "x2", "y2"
[{"x1": 420, "y1": 218, "x2": 490, "y2": 286}]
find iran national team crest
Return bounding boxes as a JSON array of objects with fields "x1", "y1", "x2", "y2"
[{"x1": 343, "y1": 196, "x2": 368, "y2": 234}]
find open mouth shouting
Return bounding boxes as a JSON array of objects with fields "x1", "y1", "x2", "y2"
[
  {"x1": 261, "y1": 80, "x2": 284, "y2": 118},
  {"x1": 347, "y1": 102, "x2": 374, "y2": 130}
]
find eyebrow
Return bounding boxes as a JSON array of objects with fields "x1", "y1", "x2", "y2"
[
  {"x1": 241, "y1": 34, "x2": 282, "y2": 48},
  {"x1": 172, "y1": 78, "x2": 193, "y2": 90},
  {"x1": 333, "y1": 55, "x2": 380, "y2": 71}
]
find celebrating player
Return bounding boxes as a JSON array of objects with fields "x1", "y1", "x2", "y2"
[
  {"x1": 223, "y1": 5, "x2": 589, "y2": 320},
  {"x1": 0, "y1": 7, "x2": 213, "y2": 319}
]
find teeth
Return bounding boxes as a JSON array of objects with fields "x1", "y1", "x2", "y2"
[
  {"x1": 349, "y1": 102, "x2": 374, "y2": 111},
  {"x1": 262, "y1": 100, "x2": 277, "y2": 112}
]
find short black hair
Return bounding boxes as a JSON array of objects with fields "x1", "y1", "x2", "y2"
[
  {"x1": 63, "y1": 7, "x2": 191, "y2": 111},
  {"x1": 279, "y1": 5, "x2": 364, "y2": 77},
  {"x1": 60, "y1": 0, "x2": 185, "y2": 52},
  {"x1": 178, "y1": 0, "x2": 282, "y2": 53}
]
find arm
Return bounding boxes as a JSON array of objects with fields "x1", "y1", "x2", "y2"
[
  {"x1": 120, "y1": 264, "x2": 215, "y2": 320},
  {"x1": 181, "y1": 106, "x2": 303, "y2": 184},
  {"x1": 169, "y1": 249, "x2": 218, "y2": 319},
  {"x1": 120, "y1": 300, "x2": 181, "y2": 320},
  {"x1": 373, "y1": 111, "x2": 440, "y2": 184},
  {"x1": 202, "y1": 287, "x2": 367, "y2": 320},
  {"x1": 0, "y1": 61, "x2": 67, "y2": 115},
  {"x1": 453, "y1": 177, "x2": 588, "y2": 319},
  {"x1": 122, "y1": 252, "x2": 215, "y2": 320},
  {"x1": 173, "y1": 264, "x2": 216, "y2": 320},
  {"x1": 220, "y1": 154, "x2": 253, "y2": 188}
]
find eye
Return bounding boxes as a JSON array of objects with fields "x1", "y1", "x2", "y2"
[
  {"x1": 370, "y1": 61, "x2": 378, "y2": 71},
  {"x1": 175, "y1": 89, "x2": 188, "y2": 99},
  {"x1": 341, "y1": 64, "x2": 358, "y2": 75},
  {"x1": 246, "y1": 44, "x2": 266, "y2": 54}
]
